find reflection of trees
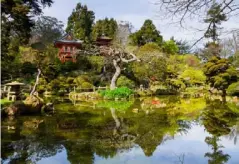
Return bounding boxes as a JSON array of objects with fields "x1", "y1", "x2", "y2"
[
  {"x1": 64, "y1": 141, "x2": 94, "y2": 164},
  {"x1": 2, "y1": 97, "x2": 199, "y2": 163},
  {"x1": 177, "y1": 120, "x2": 192, "y2": 135},
  {"x1": 205, "y1": 136, "x2": 230, "y2": 164},
  {"x1": 227, "y1": 121, "x2": 239, "y2": 145},
  {"x1": 202, "y1": 100, "x2": 239, "y2": 137},
  {"x1": 1, "y1": 117, "x2": 63, "y2": 164},
  {"x1": 203, "y1": 100, "x2": 239, "y2": 164},
  {"x1": 134, "y1": 113, "x2": 172, "y2": 156}
]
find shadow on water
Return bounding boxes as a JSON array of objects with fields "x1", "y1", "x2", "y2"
[{"x1": 1, "y1": 96, "x2": 239, "y2": 164}]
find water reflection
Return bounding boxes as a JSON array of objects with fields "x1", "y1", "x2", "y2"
[
  {"x1": 204, "y1": 136, "x2": 230, "y2": 164},
  {"x1": 1, "y1": 96, "x2": 239, "y2": 164}
]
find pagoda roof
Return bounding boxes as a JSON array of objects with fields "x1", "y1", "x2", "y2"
[
  {"x1": 5, "y1": 81, "x2": 25, "y2": 86},
  {"x1": 54, "y1": 33, "x2": 83, "y2": 45},
  {"x1": 97, "y1": 36, "x2": 112, "y2": 40},
  {"x1": 96, "y1": 34, "x2": 112, "y2": 41}
]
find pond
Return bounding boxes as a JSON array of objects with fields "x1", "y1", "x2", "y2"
[{"x1": 1, "y1": 96, "x2": 239, "y2": 164}]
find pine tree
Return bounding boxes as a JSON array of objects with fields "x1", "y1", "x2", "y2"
[
  {"x1": 66, "y1": 3, "x2": 95, "y2": 41},
  {"x1": 203, "y1": 56, "x2": 237, "y2": 101},
  {"x1": 129, "y1": 19, "x2": 163, "y2": 46},
  {"x1": 204, "y1": 3, "x2": 227, "y2": 42}
]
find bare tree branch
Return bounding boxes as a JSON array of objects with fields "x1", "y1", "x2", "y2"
[{"x1": 152, "y1": 0, "x2": 239, "y2": 47}]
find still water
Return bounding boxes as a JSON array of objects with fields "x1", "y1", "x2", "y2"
[{"x1": 1, "y1": 96, "x2": 239, "y2": 164}]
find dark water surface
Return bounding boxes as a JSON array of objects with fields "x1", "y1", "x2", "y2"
[{"x1": 1, "y1": 96, "x2": 239, "y2": 164}]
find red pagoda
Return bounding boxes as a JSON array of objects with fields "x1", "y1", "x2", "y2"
[
  {"x1": 94, "y1": 34, "x2": 113, "y2": 55},
  {"x1": 95, "y1": 34, "x2": 113, "y2": 47},
  {"x1": 54, "y1": 33, "x2": 83, "y2": 63}
]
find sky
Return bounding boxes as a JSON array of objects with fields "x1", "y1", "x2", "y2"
[{"x1": 42, "y1": 0, "x2": 239, "y2": 47}]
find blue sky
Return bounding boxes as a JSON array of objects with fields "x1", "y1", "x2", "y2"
[{"x1": 42, "y1": 0, "x2": 239, "y2": 46}]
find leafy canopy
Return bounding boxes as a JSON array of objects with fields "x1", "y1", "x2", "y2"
[
  {"x1": 203, "y1": 56, "x2": 238, "y2": 92},
  {"x1": 180, "y1": 68, "x2": 206, "y2": 85},
  {"x1": 131, "y1": 43, "x2": 167, "y2": 83},
  {"x1": 162, "y1": 40, "x2": 179, "y2": 55}
]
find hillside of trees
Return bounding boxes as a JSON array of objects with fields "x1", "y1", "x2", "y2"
[{"x1": 1, "y1": 1, "x2": 239, "y2": 99}]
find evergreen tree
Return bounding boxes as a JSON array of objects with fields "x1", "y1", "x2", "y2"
[
  {"x1": 1, "y1": 0, "x2": 53, "y2": 58},
  {"x1": 176, "y1": 40, "x2": 191, "y2": 54},
  {"x1": 129, "y1": 19, "x2": 163, "y2": 46},
  {"x1": 203, "y1": 56, "x2": 237, "y2": 101},
  {"x1": 205, "y1": 136, "x2": 230, "y2": 164},
  {"x1": 204, "y1": 3, "x2": 227, "y2": 42},
  {"x1": 66, "y1": 3, "x2": 95, "y2": 41},
  {"x1": 92, "y1": 18, "x2": 118, "y2": 40}
]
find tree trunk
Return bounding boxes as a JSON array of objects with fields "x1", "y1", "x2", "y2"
[
  {"x1": 110, "y1": 108, "x2": 120, "y2": 129},
  {"x1": 110, "y1": 108, "x2": 121, "y2": 136},
  {"x1": 222, "y1": 89, "x2": 227, "y2": 103},
  {"x1": 30, "y1": 69, "x2": 41, "y2": 97},
  {"x1": 110, "y1": 59, "x2": 121, "y2": 90}
]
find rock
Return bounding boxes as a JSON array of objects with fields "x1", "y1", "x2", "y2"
[
  {"x1": 42, "y1": 103, "x2": 54, "y2": 113},
  {"x1": 24, "y1": 95, "x2": 44, "y2": 110},
  {"x1": 4, "y1": 101, "x2": 27, "y2": 116},
  {"x1": 3, "y1": 95, "x2": 45, "y2": 116}
]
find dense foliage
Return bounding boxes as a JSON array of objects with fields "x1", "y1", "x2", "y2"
[
  {"x1": 162, "y1": 40, "x2": 179, "y2": 55},
  {"x1": 1, "y1": 0, "x2": 54, "y2": 80},
  {"x1": 66, "y1": 2, "x2": 95, "y2": 41},
  {"x1": 131, "y1": 43, "x2": 167, "y2": 85},
  {"x1": 1, "y1": 1, "x2": 238, "y2": 100},
  {"x1": 203, "y1": 56, "x2": 238, "y2": 97},
  {"x1": 117, "y1": 76, "x2": 136, "y2": 89},
  {"x1": 99, "y1": 87, "x2": 134, "y2": 99},
  {"x1": 129, "y1": 20, "x2": 163, "y2": 46},
  {"x1": 227, "y1": 82, "x2": 239, "y2": 96}
]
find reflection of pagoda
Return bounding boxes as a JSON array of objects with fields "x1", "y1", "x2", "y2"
[{"x1": 54, "y1": 33, "x2": 83, "y2": 63}]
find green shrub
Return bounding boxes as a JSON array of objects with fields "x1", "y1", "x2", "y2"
[
  {"x1": 74, "y1": 75, "x2": 92, "y2": 86},
  {"x1": 169, "y1": 79, "x2": 186, "y2": 90},
  {"x1": 227, "y1": 82, "x2": 239, "y2": 96},
  {"x1": 99, "y1": 87, "x2": 134, "y2": 99},
  {"x1": 81, "y1": 82, "x2": 93, "y2": 89},
  {"x1": 180, "y1": 68, "x2": 206, "y2": 86},
  {"x1": 87, "y1": 56, "x2": 104, "y2": 73},
  {"x1": 66, "y1": 77, "x2": 75, "y2": 84},
  {"x1": 117, "y1": 76, "x2": 135, "y2": 89}
]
